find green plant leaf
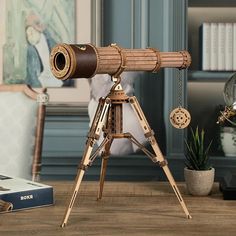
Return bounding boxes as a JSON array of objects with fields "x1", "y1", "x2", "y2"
[
  {"x1": 184, "y1": 127, "x2": 212, "y2": 170},
  {"x1": 185, "y1": 141, "x2": 200, "y2": 170}
]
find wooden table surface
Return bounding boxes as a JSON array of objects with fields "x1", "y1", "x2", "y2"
[{"x1": 0, "y1": 181, "x2": 236, "y2": 236}]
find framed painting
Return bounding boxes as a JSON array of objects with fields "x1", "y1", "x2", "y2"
[{"x1": 0, "y1": 0, "x2": 100, "y2": 104}]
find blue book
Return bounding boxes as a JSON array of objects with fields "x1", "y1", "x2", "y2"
[{"x1": 0, "y1": 175, "x2": 53, "y2": 212}]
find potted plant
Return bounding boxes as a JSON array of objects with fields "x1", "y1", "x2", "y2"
[
  {"x1": 184, "y1": 127, "x2": 214, "y2": 196},
  {"x1": 218, "y1": 105, "x2": 236, "y2": 157}
]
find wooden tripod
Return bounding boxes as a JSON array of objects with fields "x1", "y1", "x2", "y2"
[{"x1": 60, "y1": 75, "x2": 192, "y2": 227}]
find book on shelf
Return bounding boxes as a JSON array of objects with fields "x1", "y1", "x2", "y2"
[
  {"x1": 0, "y1": 174, "x2": 53, "y2": 213},
  {"x1": 218, "y1": 23, "x2": 226, "y2": 71},
  {"x1": 210, "y1": 23, "x2": 218, "y2": 70},
  {"x1": 200, "y1": 22, "x2": 236, "y2": 71},
  {"x1": 233, "y1": 23, "x2": 236, "y2": 71},
  {"x1": 200, "y1": 23, "x2": 211, "y2": 71},
  {"x1": 225, "y1": 23, "x2": 233, "y2": 71}
]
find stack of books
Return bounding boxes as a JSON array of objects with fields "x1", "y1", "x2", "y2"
[{"x1": 200, "y1": 22, "x2": 236, "y2": 71}]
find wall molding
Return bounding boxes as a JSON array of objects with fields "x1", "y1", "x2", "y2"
[{"x1": 163, "y1": 0, "x2": 188, "y2": 157}]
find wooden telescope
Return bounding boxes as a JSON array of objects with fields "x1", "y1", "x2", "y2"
[
  {"x1": 50, "y1": 43, "x2": 191, "y2": 80},
  {"x1": 50, "y1": 43, "x2": 192, "y2": 227}
]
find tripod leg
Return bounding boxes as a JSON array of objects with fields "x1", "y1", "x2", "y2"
[
  {"x1": 61, "y1": 98, "x2": 110, "y2": 227},
  {"x1": 97, "y1": 138, "x2": 113, "y2": 200},
  {"x1": 129, "y1": 96, "x2": 191, "y2": 219}
]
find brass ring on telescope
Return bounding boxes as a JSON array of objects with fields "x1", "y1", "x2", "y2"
[
  {"x1": 109, "y1": 43, "x2": 127, "y2": 79},
  {"x1": 88, "y1": 43, "x2": 99, "y2": 78},
  {"x1": 148, "y1": 47, "x2": 161, "y2": 73},
  {"x1": 50, "y1": 44, "x2": 76, "y2": 80},
  {"x1": 178, "y1": 51, "x2": 191, "y2": 69},
  {"x1": 109, "y1": 43, "x2": 127, "y2": 91}
]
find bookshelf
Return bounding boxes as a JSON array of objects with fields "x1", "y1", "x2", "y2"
[
  {"x1": 188, "y1": 3, "x2": 236, "y2": 71},
  {"x1": 188, "y1": 0, "x2": 236, "y2": 7},
  {"x1": 189, "y1": 71, "x2": 234, "y2": 82},
  {"x1": 187, "y1": 0, "x2": 236, "y2": 157}
]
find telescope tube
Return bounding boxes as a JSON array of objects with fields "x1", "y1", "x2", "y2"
[{"x1": 50, "y1": 43, "x2": 191, "y2": 80}]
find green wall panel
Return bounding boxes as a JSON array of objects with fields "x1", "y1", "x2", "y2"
[{"x1": 103, "y1": 0, "x2": 132, "y2": 47}]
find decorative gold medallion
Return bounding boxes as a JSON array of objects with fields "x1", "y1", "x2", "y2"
[
  {"x1": 169, "y1": 107, "x2": 191, "y2": 129},
  {"x1": 169, "y1": 69, "x2": 191, "y2": 129}
]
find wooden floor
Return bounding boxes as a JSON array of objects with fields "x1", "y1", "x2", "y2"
[{"x1": 0, "y1": 181, "x2": 236, "y2": 236}]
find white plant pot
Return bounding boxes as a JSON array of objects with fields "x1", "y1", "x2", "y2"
[
  {"x1": 220, "y1": 127, "x2": 236, "y2": 157},
  {"x1": 184, "y1": 167, "x2": 215, "y2": 196}
]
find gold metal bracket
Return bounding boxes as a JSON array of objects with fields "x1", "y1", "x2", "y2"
[
  {"x1": 144, "y1": 130, "x2": 155, "y2": 138},
  {"x1": 101, "y1": 151, "x2": 110, "y2": 160},
  {"x1": 110, "y1": 43, "x2": 127, "y2": 90},
  {"x1": 79, "y1": 163, "x2": 88, "y2": 171},
  {"x1": 76, "y1": 45, "x2": 86, "y2": 51},
  {"x1": 158, "y1": 159, "x2": 168, "y2": 167}
]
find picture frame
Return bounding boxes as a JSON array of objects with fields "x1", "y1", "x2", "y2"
[{"x1": 0, "y1": 0, "x2": 101, "y2": 105}]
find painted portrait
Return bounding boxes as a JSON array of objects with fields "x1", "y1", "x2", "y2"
[{"x1": 3, "y1": 0, "x2": 75, "y2": 88}]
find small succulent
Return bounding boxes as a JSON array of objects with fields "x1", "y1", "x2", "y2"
[{"x1": 185, "y1": 127, "x2": 212, "y2": 171}]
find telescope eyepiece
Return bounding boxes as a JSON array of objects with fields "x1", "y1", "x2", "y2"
[
  {"x1": 50, "y1": 44, "x2": 73, "y2": 80},
  {"x1": 54, "y1": 52, "x2": 66, "y2": 71}
]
